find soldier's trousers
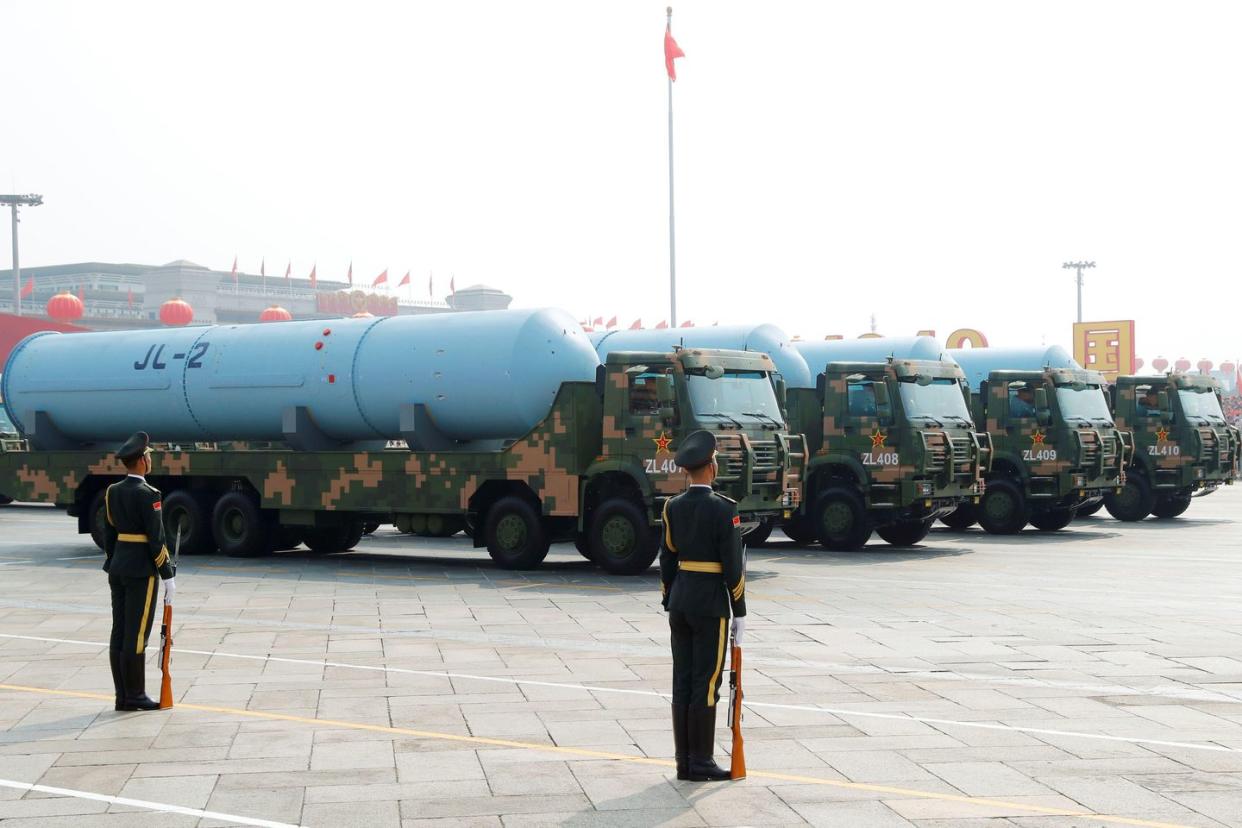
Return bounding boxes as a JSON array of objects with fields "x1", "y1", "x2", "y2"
[
  {"x1": 669, "y1": 610, "x2": 729, "y2": 708},
  {"x1": 109, "y1": 574, "x2": 159, "y2": 655}
]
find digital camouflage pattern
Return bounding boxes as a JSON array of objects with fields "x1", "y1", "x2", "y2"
[
  {"x1": 0, "y1": 348, "x2": 801, "y2": 547},
  {"x1": 1111, "y1": 373, "x2": 1240, "y2": 497},
  {"x1": 787, "y1": 358, "x2": 988, "y2": 525},
  {"x1": 974, "y1": 367, "x2": 1130, "y2": 512}
]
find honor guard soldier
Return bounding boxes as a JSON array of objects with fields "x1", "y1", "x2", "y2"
[
  {"x1": 659, "y1": 430, "x2": 746, "y2": 782},
  {"x1": 103, "y1": 432, "x2": 176, "y2": 711}
]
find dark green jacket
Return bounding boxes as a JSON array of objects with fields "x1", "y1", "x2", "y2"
[
  {"x1": 103, "y1": 476, "x2": 175, "y2": 580},
  {"x1": 659, "y1": 486, "x2": 746, "y2": 618}
]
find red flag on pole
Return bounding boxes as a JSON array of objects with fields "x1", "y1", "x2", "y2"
[
  {"x1": 127, "y1": 288, "x2": 134, "y2": 308},
  {"x1": 428, "y1": 272, "x2": 433, "y2": 297},
  {"x1": 19, "y1": 278, "x2": 33, "y2": 298},
  {"x1": 77, "y1": 285, "x2": 84, "y2": 303},
  {"x1": 309, "y1": 264, "x2": 317, "y2": 289},
  {"x1": 665, "y1": 14, "x2": 685, "y2": 81},
  {"x1": 399, "y1": 271, "x2": 411, "y2": 287},
  {"x1": 629, "y1": 318, "x2": 642, "y2": 330},
  {"x1": 450, "y1": 275, "x2": 456, "y2": 294},
  {"x1": 655, "y1": 320, "x2": 669, "y2": 329},
  {"x1": 373, "y1": 269, "x2": 388, "y2": 288},
  {"x1": 593, "y1": 316, "x2": 604, "y2": 326},
  {"x1": 680, "y1": 320, "x2": 694, "y2": 327},
  {"x1": 284, "y1": 261, "x2": 291, "y2": 284},
  {"x1": 230, "y1": 256, "x2": 238, "y2": 284},
  {"x1": 347, "y1": 262, "x2": 353, "y2": 286},
  {"x1": 260, "y1": 258, "x2": 266, "y2": 278},
  {"x1": 606, "y1": 316, "x2": 617, "y2": 328}
]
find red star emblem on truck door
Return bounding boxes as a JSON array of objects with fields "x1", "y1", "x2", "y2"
[
  {"x1": 653, "y1": 432, "x2": 673, "y2": 453},
  {"x1": 869, "y1": 428, "x2": 886, "y2": 448},
  {"x1": 1155, "y1": 426, "x2": 1170, "y2": 442},
  {"x1": 1031, "y1": 430, "x2": 1046, "y2": 446}
]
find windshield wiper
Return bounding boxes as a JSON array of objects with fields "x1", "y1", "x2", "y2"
[
  {"x1": 742, "y1": 411, "x2": 782, "y2": 429},
  {"x1": 699, "y1": 412, "x2": 745, "y2": 429},
  {"x1": 910, "y1": 414, "x2": 945, "y2": 427}
]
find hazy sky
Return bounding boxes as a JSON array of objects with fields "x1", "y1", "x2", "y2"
[{"x1": 4, "y1": 1, "x2": 1240, "y2": 363}]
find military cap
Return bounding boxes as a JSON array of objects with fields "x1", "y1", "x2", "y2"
[
  {"x1": 675, "y1": 429, "x2": 717, "y2": 470},
  {"x1": 116, "y1": 431, "x2": 152, "y2": 463}
]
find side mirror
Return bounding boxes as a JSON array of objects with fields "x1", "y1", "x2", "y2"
[
  {"x1": 654, "y1": 376, "x2": 675, "y2": 408},
  {"x1": 1036, "y1": 409, "x2": 1052, "y2": 426},
  {"x1": 1157, "y1": 391, "x2": 1170, "y2": 410},
  {"x1": 1033, "y1": 387, "x2": 1049, "y2": 410},
  {"x1": 594, "y1": 365, "x2": 607, "y2": 398},
  {"x1": 703, "y1": 364, "x2": 725, "y2": 380},
  {"x1": 774, "y1": 376, "x2": 787, "y2": 409},
  {"x1": 872, "y1": 382, "x2": 891, "y2": 408},
  {"x1": 815, "y1": 373, "x2": 827, "y2": 402}
]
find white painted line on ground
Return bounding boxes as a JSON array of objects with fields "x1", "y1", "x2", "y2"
[
  {"x1": 0, "y1": 778, "x2": 303, "y2": 827},
  {"x1": 0, "y1": 560, "x2": 33, "y2": 566},
  {"x1": 2, "y1": 632, "x2": 1238, "y2": 756},
  {"x1": 55, "y1": 555, "x2": 100, "y2": 561}
]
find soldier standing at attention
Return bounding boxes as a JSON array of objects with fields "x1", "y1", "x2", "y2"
[
  {"x1": 103, "y1": 432, "x2": 176, "y2": 711},
  {"x1": 660, "y1": 430, "x2": 746, "y2": 782}
]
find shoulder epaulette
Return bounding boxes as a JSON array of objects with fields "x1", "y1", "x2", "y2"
[{"x1": 713, "y1": 492, "x2": 737, "y2": 504}]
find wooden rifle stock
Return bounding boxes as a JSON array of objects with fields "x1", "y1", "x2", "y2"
[
  {"x1": 728, "y1": 639, "x2": 745, "y2": 779},
  {"x1": 158, "y1": 602, "x2": 173, "y2": 709}
]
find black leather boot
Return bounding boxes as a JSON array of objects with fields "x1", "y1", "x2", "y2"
[
  {"x1": 686, "y1": 705, "x2": 731, "y2": 781},
  {"x1": 109, "y1": 650, "x2": 125, "y2": 711},
  {"x1": 120, "y1": 654, "x2": 160, "y2": 711},
  {"x1": 672, "y1": 704, "x2": 690, "y2": 780}
]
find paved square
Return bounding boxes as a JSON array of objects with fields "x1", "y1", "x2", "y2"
[{"x1": 0, "y1": 488, "x2": 1240, "y2": 827}]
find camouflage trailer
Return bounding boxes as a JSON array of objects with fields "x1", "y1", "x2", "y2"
[
  {"x1": 1094, "y1": 373, "x2": 1239, "y2": 520},
  {"x1": 943, "y1": 366, "x2": 1131, "y2": 534},
  {"x1": 0, "y1": 347, "x2": 801, "y2": 575},
  {"x1": 779, "y1": 358, "x2": 990, "y2": 550}
]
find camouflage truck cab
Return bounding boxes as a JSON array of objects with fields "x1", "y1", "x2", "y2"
[
  {"x1": 944, "y1": 367, "x2": 1131, "y2": 534},
  {"x1": 781, "y1": 358, "x2": 990, "y2": 550},
  {"x1": 0, "y1": 348, "x2": 802, "y2": 576},
  {"x1": 1103, "y1": 373, "x2": 1240, "y2": 521}
]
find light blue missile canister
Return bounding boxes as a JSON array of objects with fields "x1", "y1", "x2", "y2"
[
  {"x1": 794, "y1": 336, "x2": 947, "y2": 382},
  {"x1": 590, "y1": 324, "x2": 813, "y2": 389},
  {"x1": 947, "y1": 345, "x2": 1081, "y2": 390},
  {"x1": 2, "y1": 308, "x2": 599, "y2": 445}
]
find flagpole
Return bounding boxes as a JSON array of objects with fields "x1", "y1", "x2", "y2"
[{"x1": 667, "y1": 6, "x2": 677, "y2": 329}]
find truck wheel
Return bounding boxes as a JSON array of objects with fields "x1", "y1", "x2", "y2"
[
  {"x1": 212, "y1": 492, "x2": 271, "y2": 558},
  {"x1": 940, "y1": 504, "x2": 978, "y2": 531},
  {"x1": 303, "y1": 522, "x2": 362, "y2": 554},
  {"x1": 163, "y1": 491, "x2": 216, "y2": 555},
  {"x1": 1075, "y1": 500, "x2": 1103, "y2": 517},
  {"x1": 89, "y1": 489, "x2": 109, "y2": 552},
  {"x1": 1151, "y1": 494, "x2": 1192, "y2": 519},
  {"x1": 813, "y1": 487, "x2": 872, "y2": 551},
  {"x1": 271, "y1": 526, "x2": 305, "y2": 551},
  {"x1": 589, "y1": 498, "x2": 659, "y2": 575},
  {"x1": 876, "y1": 518, "x2": 932, "y2": 547},
  {"x1": 742, "y1": 520, "x2": 773, "y2": 546},
  {"x1": 574, "y1": 534, "x2": 594, "y2": 560},
  {"x1": 484, "y1": 496, "x2": 550, "y2": 570},
  {"x1": 0, "y1": 494, "x2": 12, "y2": 505},
  {"x1": 362, "y1": 521, "x2": 381, "y2": 535},
  {"x1": 978, "y1": 480, "x2": 1027, "y2": 535},
  {"x1": 1104, "y1": 476, "x2": 1154, "y2": 522},
  {"x1": 425, "y1": 515, "x2": 464, "y2": 538},
  {"x1": 780, "y1": 515, "x2": 817, "y2": 546},
  {"x1": 1029, "y1": 507, "x2": 1075, "y2": 532}
]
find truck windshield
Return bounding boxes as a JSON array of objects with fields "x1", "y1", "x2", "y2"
[
  {"x1": 897, "y1": 377, "x2": 972, "y2": 424},
  {"x1": 1055, "y1": 385, "x2": 1113, "y2": 423},
  {"x1": 687, "y1": 371, "x2": 781, "y2": 423},
  {"x1": 1178, "y1": 388, "x2": 1226, "y2": 424}
]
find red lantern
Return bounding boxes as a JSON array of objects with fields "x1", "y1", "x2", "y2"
[
  {"x1": 259, "y1": 305, "x2": 293, "y2": 322},
  {"x1": 1221, "y1": 361, "x2": 1235, "y2": 374},
  {"x1": 46, "y1": 291, "x2": 84, "y2": 322},
  {"x1": 1153, "y1": 356, "x2": 1169, "y2": 372},
  {"x1": 1174, "y1": 357, "x2": 1191, "y2": 372},
  {"x1": 159, "y1": 298, "x2": 194, "y2": 326},
  {"x1": 1197, "y1": 359, "x2": 1213, "y2": 374},
  {"x1": 350, "y1": 311, "x2": 374, "y2": 318},
  {"x1": 1133, "y1": 357, "x2": 1144, "y2": 372}
]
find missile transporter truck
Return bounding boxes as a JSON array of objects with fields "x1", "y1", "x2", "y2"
[
  {"x1": 1096, "y1": 373, "x2": 1239, "y2": 520},
  {"x1": 944, "y1": 346, "x2": 1131, "y2": 534},
  {"x1": 0, "y1": 309, "x2": 802, "y2": 575},
  {"x1": 591, "y1": 330, "x2": 989, "y2": 550}
]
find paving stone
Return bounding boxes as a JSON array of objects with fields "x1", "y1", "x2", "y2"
[
  {"x1": 787, "y1": 799, "x2": 915, "y2": 827},
  {"x1": 303, "y1": 799, "x2": 403, "y2": 827}
]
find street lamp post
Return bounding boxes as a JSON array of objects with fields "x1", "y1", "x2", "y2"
[
  {"x1": 1062, "y1": 260, "x2": 1095, "y2": 323},
  {"x1": 1, "y1": 194, "x2": 45, "y2": 316}
]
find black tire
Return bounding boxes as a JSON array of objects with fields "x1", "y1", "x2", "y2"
[
  {"x1": 813, "y1": 487, "x2": 872, "y2": 551},
  {"x1": 978, "y1": 479, "x2": 1027, "y2": 535},
  {"x1": 162, "y1": 490, "x2": 216, "y2": 555},
  {"x1": 1104, "y1": 475, "x2": 1154, "y2": 522},
  {"x1": 425, "y1": 514, "x2": 464, "y2": 538},
  {"x1": 574, "y1": 534, "x2": 594, "y2": 561},
  {"x1": 589, "y1": 498, "x2": 659, "y2": 575},
  {"x1": 1151, "y1": 494, "x2": 1192, "y2": 519},
  {"x1": 303, "y1": 523, "x2": 362, "y2": 554},
  {"x1": 362, "y1": 521, "x2": 381, "y2": 535},
  {"x1": 88, "y1": 489, "x2": 109, "y2": 552},
  {"x1": 742, "y1": 520, "x2": 773, "y2": 546},
  {"x1": 484, "y1": 496, "x2": 550, "y2": 570},
  {"x1": 876, "y1": 518, "x2": 932, "y2": 546},
  {"x1": 1029, "y1": 507, "x2": 1075, "y2": 532},
  {"x1": 271, "y1": 525, "x2": 305, "y2": 551},
  {"x1": 0, "y1": 493, "x2": 12, "y2": 505},
  {"x1": 211, "y1": 492, "x2": 271, "y2": 558},
  {"x1": 780, "y1": 515, "x2": 817, "y2": 546},
  {"x1": 1075, "y1": 500, "x2": 1104, "y2": 518},
  {"x1": 940, "y1": 504, "x2": 978, "y2": 531}
]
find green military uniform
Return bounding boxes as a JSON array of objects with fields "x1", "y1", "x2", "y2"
[
  {"x1": 104, "y1": 432, "x2": 175, "y2": 711},
  {"x1": 659, "y1": 430, "x2": 746, "y2": 782}
]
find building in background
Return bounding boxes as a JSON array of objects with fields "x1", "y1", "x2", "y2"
[{"x1": 0, "y1": 260, "x2": 512, "y2": 331}]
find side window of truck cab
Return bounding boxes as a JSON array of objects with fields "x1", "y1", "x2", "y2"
[
  {"x1": 1135, "y1": 384, "x2": 1161, "y2": 417},
  {"x1": 1008, "y1": 382, "x2": 1036, "y2": 419},
  {"x1": 846, "y1": 381, "x2": 877, "y2": 418},
  {"x1": 628, "y1": 370, "x2": 672, "y2": 417}
]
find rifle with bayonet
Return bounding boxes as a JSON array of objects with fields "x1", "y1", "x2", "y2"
[
  {"x1": 158, "y1": 522, "x2": 181, "y2": 710},
  {"x1": 728, "y1": 629, "x2": 746, "y2": 779}
]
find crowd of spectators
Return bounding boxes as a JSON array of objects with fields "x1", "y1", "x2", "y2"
[{"x1": 1224, "y1": 394, "x2": 1242, "y2": 426}]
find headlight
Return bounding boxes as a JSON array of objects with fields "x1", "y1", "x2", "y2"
[
  {"x1": 917, "y1": 482, "x2": 934, "y2": 496},
  {"x1": 1072, "y1": 474, "x2": 1086, "y2": 488}
]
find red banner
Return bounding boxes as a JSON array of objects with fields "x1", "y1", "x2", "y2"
[{"x1": 316, "y1": 290, "x2": 398, "y2": 317}]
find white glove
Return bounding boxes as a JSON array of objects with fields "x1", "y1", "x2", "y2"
[
  {"x1": 731, "y1": 616, "x2": 746, "y2": 646},
  {"x1": 163, "y1": 578, "x2": 176, "y2": 604}
]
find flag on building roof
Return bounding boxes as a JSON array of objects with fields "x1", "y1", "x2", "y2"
[
  {"x1": 19, "y1": 278, "x2": 33, "y2": 298},
  {"x1": 629, "y1": 318, "x2": 642, "y2": 330},
  {"x1": 655, "y1": 320, "x2": 668, "y2": 329},
  {"x1": 399, "y1": 271, "x2": 411, "y2": 287},
  {"x1": 230, "y1": 256, "x2": 238, "y2": 284},
  {"x1": 606, "y1": 316, "x2": 617, "y2": 328},
  {"x1": 373, "y1": 269, "x2": 388, "y2": 288},
  {"x1": 347, "y1": 261, "x2": 353, "y2": 286},
  {"x1": 284, "y1": 261, "x2": 291, "y2": 284},
  {"x1": 309, "y1": 264, "x2": 318, "y2": 289},
  {"x1": 665, "y1": 14, "x2": 685, "y2": 81}
]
